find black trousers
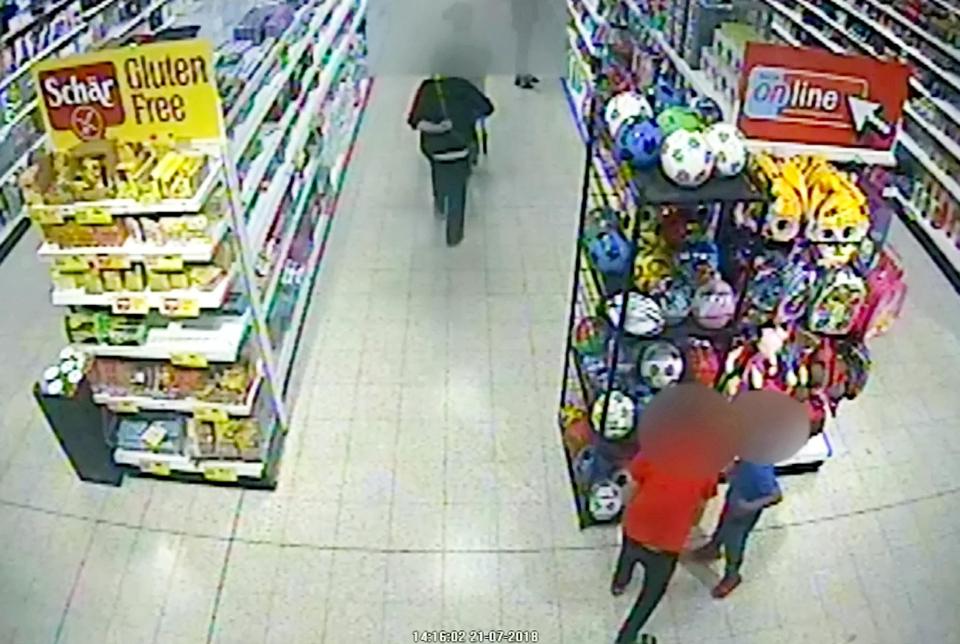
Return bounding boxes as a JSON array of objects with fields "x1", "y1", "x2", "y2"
[
  {"x1": 430, "y1": 157, "x2": 471, "y2": 246},
  {"x1": 612, "y1": 536, "x2": 679, "y2": 644}
]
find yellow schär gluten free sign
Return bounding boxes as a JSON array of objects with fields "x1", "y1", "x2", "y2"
[{"x1": 32, "y1": 39, "x2": 223, "y2": 150}]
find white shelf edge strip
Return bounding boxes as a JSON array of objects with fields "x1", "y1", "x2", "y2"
[
  {"x1": 891, "y1": 188, "x2": 960, "y2": 273},
  {"x1": 113, "y1": 449, "x2": 265, "y2": 477},
  {"x1": 858, "y1": 0, "x2": 960, "y2": 66},
  {"x1": 823, "y1": 0, "x2": 960, "y2": 94},
  {"x1": 262, "y1": 158, "x2": 323, "y2": 308},
  {"x1": 277, "y1": 81, "x2": 368, "y2": 384},
  {"x1": 78, "y1": 312, "x2": 250, "y2": 363},
  {"x1": 899, "y1": 117, "x2": 960, "y2": 204}
]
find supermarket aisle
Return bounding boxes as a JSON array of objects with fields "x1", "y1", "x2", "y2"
[{"x1": 0, "y1": 73, "x2": 959, "y2": 644}]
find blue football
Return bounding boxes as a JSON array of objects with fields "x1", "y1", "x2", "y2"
[{"x1": 616, "y1": 118, "x2": 664, "y2": 169}]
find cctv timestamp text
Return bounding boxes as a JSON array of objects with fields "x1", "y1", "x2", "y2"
[{"x1": 412, "y1": 630, "x2": 539, "y2": 642}]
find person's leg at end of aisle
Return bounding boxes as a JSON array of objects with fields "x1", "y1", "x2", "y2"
[
  {"x1": 433, "y1": 158, "x2": 471, "y2": 246},
  {"x1": 431, "y1": 162, "x2": 446, "y2": 217}
]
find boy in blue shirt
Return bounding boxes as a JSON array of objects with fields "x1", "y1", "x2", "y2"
[{"x1": 692, "y1": 459, "x2": 782, "y2": 598}]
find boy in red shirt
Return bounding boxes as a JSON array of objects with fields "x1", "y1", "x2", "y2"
[{"x1": 612, "y1": 451, "x2": 718, "y2": 644}]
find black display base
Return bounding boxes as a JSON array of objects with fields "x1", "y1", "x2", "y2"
[
  {"x1": 34, "y1": 381, "x2": 124, "y2": 486},
  {"x1": 775, "y1": 459, "x2": 825, "y2": 475},
  {"x1": 629, "y1": 166, "x2": 765, "y2": 206},
  {"x1": 118, "y1": 466, "x2": 278, "y2": 489}
]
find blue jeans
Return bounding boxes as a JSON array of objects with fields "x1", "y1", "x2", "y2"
[{"x1": 709, "y1": 502, "x2": 763, "y2": 576}]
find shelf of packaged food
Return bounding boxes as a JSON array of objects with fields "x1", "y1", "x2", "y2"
[
  {"x1": 573, "y1": 0, "x2": 603, "y2": 29},
  {"x1": 241, "y1": 108, "x2": 300, "y2": 207},
  {"x1": 925, "y1": 0, "x2": 960, "y2": 18},
  {"x1": 112, "y1": 449, "x2": 266, "y2": 479},
  {"x1": 37, "y1": 218, "x2": 228, "y2": 263},
  {"x1": 248, "y1": 23, "x2": 356, "y2": 249},
  {"x1": 890, "y1": 188, "x2": 960, "y2": 272},
  {"x1": 904, "y1": 104, "x2": 960, "y2": 166},
  {"x1": 910, "y1": 81, "x2": 960, "y2": 130},
  {"x1": 262, "y1": 158, "x2": 323, "y2": 307},
  {"x1": 94, "y1": 370, "x2": 262, "y2": 416},
  {"x1": 859, "y1": 0, "x2": 960, "y2": 66},
  {"x1": 821, "y1": 0, "x2": 960, "y2": 96},
  {"x1": 26, "y1": 158, "x2": 223, "y2": 217},
  {"x1": 77, "y1": 312, "x2": 250, "y2": 363},
  {"x1": 786, "y1": 0, "x2": 960, "y2": 134},
  {"x1": 898, "y1": 129, "x2": 960, "y2": 204},
  {"x1": 276, "y1": 79, "x2": 369, "y2": 385},
  {"x1": 103, "y1": 0, "x2": 173, "y2": 42},
  {"x1": 567, "y1": 0, "x2": 599, "y2": 57},
  {"x1": 51, "y1": 266, "x2": 234, "y2": 310},
  {"x1": 769, "y1": 6, "x2": 959, "y2": 171},
  {"x1": 767, "y1": 0, "x2": 845, "y2": 53},
  {"x1": 248, "y1": 48, "x2": 326, "y2": 180},
  {"x1": 649, "y1": 31, "x2": 735, "y2": 118},
  {"x1": 0, "y1": 22, "x2": 87, "y2": 96},
  {"x1": 1, "y1": 0, "x2": 75, "y2": 47},
  {"x1": 771, "y1": 19, "x2": 801, "y2": 46},
  {"x1": 229, "y1": 0, "x2": 349, "y2": 161},
  {"x1": 223, "y1": 1, "x2": 318, "y2": 127},
  {"x1": 0, "y1": 98, "x2": 40, "y2": 144}
]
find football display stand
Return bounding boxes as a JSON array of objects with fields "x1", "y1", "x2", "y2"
[
  {"x1": 25, "y1": 0, "x2": 371, "y2": 488},
  {"x1": 558, "y1": 14, "x2": 906, "y2": 528}
]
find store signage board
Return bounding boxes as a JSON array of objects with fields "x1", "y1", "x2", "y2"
[
  {"x1": 737, "y1": 43, "x2": 910, "y2": 165},
  {"x1": 32, "y1": 39, "x2": 224, "y2": 150}
]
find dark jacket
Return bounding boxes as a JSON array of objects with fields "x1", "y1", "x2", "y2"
[{"x1": 407, "y1": 77, "x2": 494, "y2": 159}]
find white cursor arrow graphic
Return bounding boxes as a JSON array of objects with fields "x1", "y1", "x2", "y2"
[{"x1": 849, "y1": 96, "x2": 892, "y2": 136}]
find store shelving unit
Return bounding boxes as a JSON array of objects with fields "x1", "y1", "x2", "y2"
[
  {"x1": 28, "y1": 0, "x2": 371, "y2": 488},
  {"x1": 0, "y1": 0, "x2": 187, "y2": 261},
  {"x1": 761, "y1": 0, "x2": 960, "y2": 274}
]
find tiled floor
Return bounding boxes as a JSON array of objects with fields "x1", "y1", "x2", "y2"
[{"x1": 1, "y1": 75, "x2": 959, "y2": 644}]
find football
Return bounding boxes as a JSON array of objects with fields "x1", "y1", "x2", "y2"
[
  {"x1": 705, "y1": 123, "x2": 747, "y2": 177},
  {"x1": 660, "y1": 130, "x2": 715, "y2": 188},
  {"x1": 588, "y1": 481, "x2": 624, "y2": 521},
  {"x1": 639, "y1": 340, "x2": 684, "y2": 389},
  {"x1": 616, "y1": 118, "x2": 664, "y2": 169},
  {"x1": 605, "y1": 91, "x2": 653, "y2": 138}
]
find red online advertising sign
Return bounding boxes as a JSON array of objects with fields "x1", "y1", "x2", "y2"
[{"x1": 737, "y1": 43, "x2": 910, "y2": 158}]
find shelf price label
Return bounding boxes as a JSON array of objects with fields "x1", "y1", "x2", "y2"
[
  {"x1": 97, "y1": 256, "x2": 132, "y2": 270},
  {"x1": 112, "y1": 294, "x2": 149, "y2": 315},
  {"x1": 110, "y1": 400, "x2": 140, "y2": 414},
  {"x1": 75, "y1": 208, "x2": 113, "y2": 225},
  {"x1": 203, "y1": 465, "x2": 238, "y2": 483},
  {"x1": 161, "y1": 297, "x2": 200, "y2": 318},
  {"x1": 55, "y1": 256, "x2": 91, "y2": 273},
  {"x1": 29, "y1": 206, "x2": 65, "y2": 225},
  {"x1": 140, "y1": 460, "x2": 171, "y2": 476},
  {"x1": 194, "y1": 408, "x2": 228, "y2": 423},
  {"x1": 148, "y1": 256, "x2": 184, "y2": 272},
  {"x1": 171, "y1": 352, "x2": 208, "y2": 369}
]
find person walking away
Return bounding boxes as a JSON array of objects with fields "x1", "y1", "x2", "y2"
[
  {"x1": 692, "y1": 459, "x2": 782, "y2": 598},
  {"x1": 510, "y1": 0, "x2": 540, "y2": 88},
  {"x1": 407, "y1": 76, "x2": 494, "y2": 247},
  {"x1": 612, "y1": 449, "x2": 719, "y2": 643}
]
